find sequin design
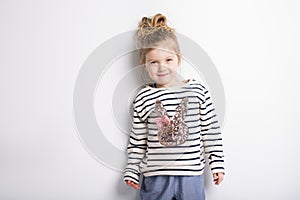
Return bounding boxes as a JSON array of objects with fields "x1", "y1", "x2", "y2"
[{"x1": 154, "y1": 97, "x2": 189, "y2": 146}]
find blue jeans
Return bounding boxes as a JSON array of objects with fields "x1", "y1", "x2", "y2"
[{"x1": 139, "y1": 175, "x2": 205, "y2": 200}]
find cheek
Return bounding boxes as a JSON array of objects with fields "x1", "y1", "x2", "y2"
[
  {"x1": 170, "y1": 64, "x2": 180, "y2": 72},
  {"x1": 145, "y1": 66, "x2": 156, "y2": 75}
]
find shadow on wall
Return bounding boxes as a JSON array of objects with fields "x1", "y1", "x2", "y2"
[
  {"x1": 116, "y1": 171, "x2": 139, "y2": 199},
  {"x1": 73, "y1": 31, "x2": 225, "y2": 199}
]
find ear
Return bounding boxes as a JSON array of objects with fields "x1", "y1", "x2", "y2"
[
  {"x1": 177, "y1": 55, "x2": 181, "y2": 66},
  {"x1": 174, "y1": 97, "x2": 188, "y2": 119},
  {"x1": 181, "y1": 97, "x2": 188, "y2": 117},
  {"x1": 143, "y1": 64, "x2": 148, "y2": 73},
  {"x1": 154, "y1": 99, "x2": 168, "y2": 117},
  {"x1": 181, "y1": 97, "x2": 189, "y2": 117}
]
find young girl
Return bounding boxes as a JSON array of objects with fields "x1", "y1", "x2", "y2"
[{"x1": 124, "y1": 13, "x2": 225, "y2": 200}]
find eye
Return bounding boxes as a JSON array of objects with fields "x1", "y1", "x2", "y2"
[
  {"x1": 166, "y1": 58, "x2": 173, "y2": 62},
  {"x1": 150, "y1": 61, "x2": 158, "y2": 65}
]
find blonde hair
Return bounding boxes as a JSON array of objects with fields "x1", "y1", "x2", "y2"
[{"x1": 136, "y1": 13, "x2": 181, "y2": 65}]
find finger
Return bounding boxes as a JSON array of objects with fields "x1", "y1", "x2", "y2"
[
  {"x1": 213, "y1": 173, "x2": 218, "y2": 184},
  {"x1": 213, "y1": 173, "x2": 218, "y2": 180},
  {"x1": 216, "y1": 177, "x2": 221, "y2": 185},
  {"x1": 126, "y1": 180, "x2": 140, "y2": 190},
  {"x1": 132, "y1": 182, "x2": 140, "y2": 190},
  {"x1": 130, "y1": 182, "x2": 136, "y2": 188},
  {"x1": 218, "y1": 173, "x2": 224, "y2": 182},
  {"x1": 128, "y1": 181, "x2": 133, "y2": 187},
  {"x1": 215, "y1": 179, "x2": 219, "y2": 185},
  {"x1": 126, "y1": 180, "x2": 132, "y2": 186},
  {"x1": 215, "y1": 173, "x2": 224, "y2": 185},
  {"x1": 134, "y1": 183, "x2": 140, "y2": 190},
  {"x1": 126, "y1": 181, "x2": 134, "y2": 188}
]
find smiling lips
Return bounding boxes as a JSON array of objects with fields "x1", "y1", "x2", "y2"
[{"x1": 157, "y1": 73, "x2": 169, "y2": 77}]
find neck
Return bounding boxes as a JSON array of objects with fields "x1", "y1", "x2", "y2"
[{"x1": 156, "y1": 79, "x2": 187, "y2": 88}]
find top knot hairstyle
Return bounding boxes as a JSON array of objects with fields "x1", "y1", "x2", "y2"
[{"x1": 136, "y1": 13, "x2": 181, "y2": 65}]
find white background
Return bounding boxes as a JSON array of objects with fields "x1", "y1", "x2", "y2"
[{"x1": 1, "y1": 0, "x2": 300, "y2": 199}]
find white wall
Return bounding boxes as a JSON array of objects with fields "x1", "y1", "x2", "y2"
[{"x1": 1, "y1": 0, "x2": 300, "y2": 199}]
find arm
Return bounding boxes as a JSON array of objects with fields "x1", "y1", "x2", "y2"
[
  {"x1": 200, "y1": 87, "x2": 225, "y2": 184},
  {"x1": 123, "y1": 101, "x2": 148, "y2": 189}
]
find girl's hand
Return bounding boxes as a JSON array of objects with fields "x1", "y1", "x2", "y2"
[
  {"x1": 213, "y1": 172, "x2": 224, "y2": 185},
  {"x1": 125, "y1": 180, "x2": 140, "y2": 190}
]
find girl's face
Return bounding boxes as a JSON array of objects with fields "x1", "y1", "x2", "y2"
[{"x1": 145, "y1": 47, "x2": 181, "y2": 88}]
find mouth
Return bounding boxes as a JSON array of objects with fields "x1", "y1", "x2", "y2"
[{"x1": 157, "y1": 73, "x2": 169, "y2": 77}]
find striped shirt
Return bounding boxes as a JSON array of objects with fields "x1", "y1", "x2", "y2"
[{"x1": 123, "y1": 79, "x2": 225, "y2": 184}]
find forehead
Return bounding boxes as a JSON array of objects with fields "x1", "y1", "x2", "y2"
[{"x1": 146, "y1": 48, "x2": 177, "y2": 59}]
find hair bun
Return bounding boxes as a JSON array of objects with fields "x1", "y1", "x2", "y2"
[
  {"x1": 138, "y1": 13, "x2": 174, "y2": 33},
  {"x1": 152, "y1": 14, "x2": 167, "y2": 28}
]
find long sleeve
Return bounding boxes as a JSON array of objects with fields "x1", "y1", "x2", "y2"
[
  {"x1": 123, "y1": 101, "x2": 148, "y2": 185},
  {"x1": 200, "y1": 87, "x2": 225, "y2": 174}
]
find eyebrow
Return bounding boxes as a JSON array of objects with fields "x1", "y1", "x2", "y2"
[
  {"x1": 146, "y1": 59, "x2": 157, "y2": 62},
  {"x1": 146, "y1": 55, "x2": 176, "y2": 62}
]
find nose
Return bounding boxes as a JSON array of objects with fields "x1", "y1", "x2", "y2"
[{"x1": 158, "y1": 64, "x2": 167, "y2": 72}]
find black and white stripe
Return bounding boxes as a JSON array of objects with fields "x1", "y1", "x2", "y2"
[{"x1": 124, "y1": 80, "x2": 225, "y2": 184}]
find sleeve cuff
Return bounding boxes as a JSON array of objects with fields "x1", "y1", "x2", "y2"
[
  {"x1": 124, "y1": 171, "x2": 140, "y2": 185},
  {"x1": 210, "y1": 166, "x2": 225, "y2": 175}
]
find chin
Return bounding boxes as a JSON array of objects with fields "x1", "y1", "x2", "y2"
[{"x1": 157, "y1": 80, "x2": 173, "y2": 87}]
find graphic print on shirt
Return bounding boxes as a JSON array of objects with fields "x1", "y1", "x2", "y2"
[{"x1": 154, "y1": 97, "x2": 189, "y2": 146}]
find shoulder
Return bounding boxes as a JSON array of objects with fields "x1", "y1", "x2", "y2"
[
  {"x1": 185, "y1": 79, "x2": 212, "y2": 104},
  {"x1": 186, "y1": 79, "x2": 209, "y2": 95},
  {"x1": 133, "y1": 85, "x2": 157, "y2": 103},
  {"x1": 188, "y1": 79, "x2": 207, "y2": 90},
  {"x1": 134, "y1": 86, "x2": 151, "y2": 101},
  {"x1": 132, "y1": 85, "x2": 164, "y2": 111},
  {"x1": 132, "y1": 85, "x2": 161, "y2": 120}
]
